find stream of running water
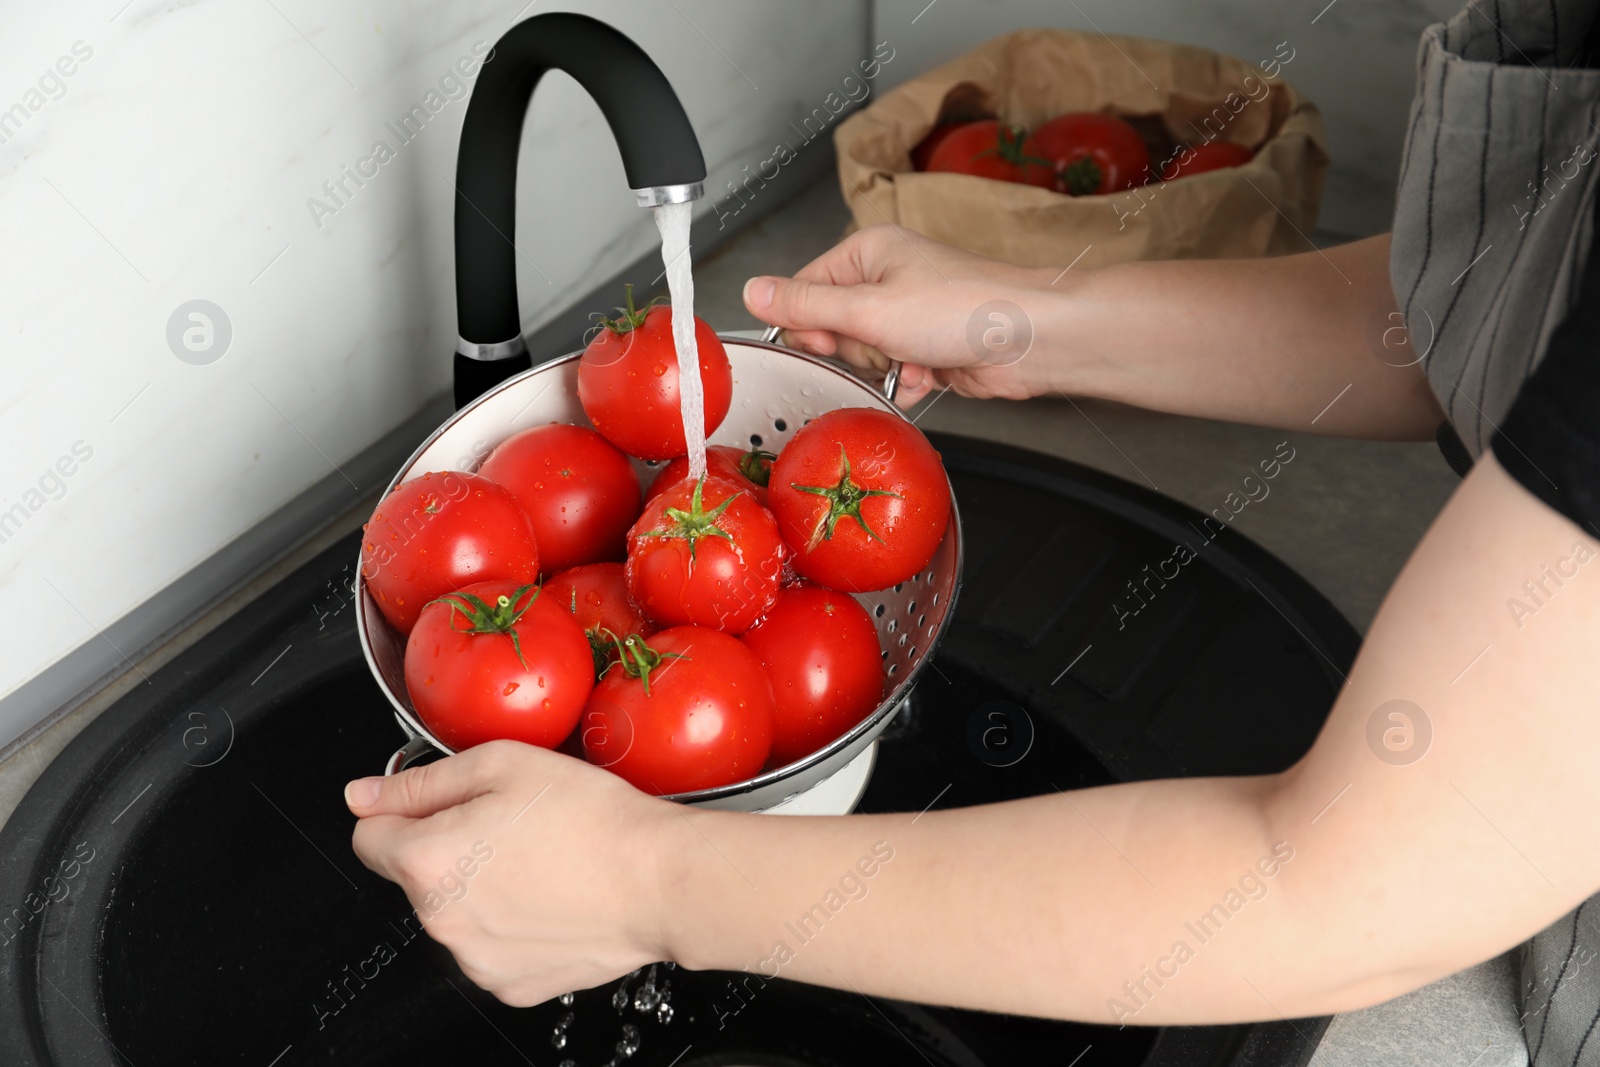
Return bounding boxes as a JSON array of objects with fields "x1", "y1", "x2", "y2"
[{"x1": 651, "y1": 200, "x2": 707, "y2": 481}]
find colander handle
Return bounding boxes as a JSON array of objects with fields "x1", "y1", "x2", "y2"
[
  {"x1": 384, "y1": 736, "x2": 439, "y2": 777},
  {"x1": 758, "y1": 325, "x2": 901, "y2": 403}
]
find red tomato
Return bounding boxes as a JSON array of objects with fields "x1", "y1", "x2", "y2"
[
  {"x1": 578, "y1": 283, "x2": 733, "y2": 461},
  {"x1": 911, "y1": 122, "x2": 963, "y2": 170},
  {"x1": 1031, "y1": 112, "x2": 1150, "y2": 195},
  {"x1": 403, "y1": 580, "x2": 593, "y2": 751},
  {"x1": 626, "y1": 475, "x2": 785, "y2": 633},
  {"x1": 581, "y1": 626, "x2": 775, "y2": 795},
  {"x1": 477, "y1": 423, "x2": 641, "y2": 575},
  {"x1": 741, "y1": 585, "x2": 884, "y2": 766},
  {"x1": 362, "y1": 471, "x2": 540, "y2": 635},
  {"x1": 925, "y1": 120, "x2": 1055, "y2": 188},
  {"x1": 543, "y1": 562, "x2": 657, "y2": 676},
  {"x1": 768, "y1": 408, "x2": 950, "y2": 593},
  {"x1": 1161, "y1": 141, "x2": 1255, "y2": 181},
  {"x1": 644, "y1": 445, "x2": 774, "y2": 507}
]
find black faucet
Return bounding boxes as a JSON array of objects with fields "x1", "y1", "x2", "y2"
[{"x1": 451, "y1": 13, "x2": 707, "y2": 408}]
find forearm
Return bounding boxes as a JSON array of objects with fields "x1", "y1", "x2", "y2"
[
  {"x1": 1024, "y1": 235, "x2": 1444, "y2": 440},
  {"x1": 660, "y1": 775, "x2": 1312, "y2": 1025},
  {"x1": 658, "y1": 456, "x2": 1600, "y2": 1026}
]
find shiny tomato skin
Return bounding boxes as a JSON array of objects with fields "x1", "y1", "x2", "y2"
[
  {"x1": 645, "y1": 445, "x2": 772, "y2": 507},
  {"x1": 740, "y1": 584, "x2": 884, "y2": 766},
  {"x1": 477, "y1": 423, "x2": 641, "y2": 575},
  {"x1": 362, "y1": 471, "x2": 540, "y2": 635},
  {"x1": 578, "y1": 305, "x2": 733, "y2": 461},
  {"x1": 626, "y1": 475, "x2": 785, "y2": 633},
  {"x1": 543, "y1": 562, "x2": 655, "y2": 641},
  {"x1": 544, "y1": 561, "x2": 656, "y2": 677},
  {"x1": 581, "y1": 626, "x2": 775, "y2": 795},
  {"x1": 925, "y1": 120, "x2": 1055, "y2": 188},
  {"x1": 768, "y1": 408, "x2": 950, "y2": 593},
  {"x1": 403, "y1": 581, "x2": 593, "y2": 751},
  {"x1": 1031, "y1": 112, "x2": 1151, "y2": 195},
  {"x1": 1161, "y1": 141, "x2": 1255, "y2": 181}
]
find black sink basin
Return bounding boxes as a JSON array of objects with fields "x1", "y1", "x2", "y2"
[{"x1": 0, "y1": 434, "x2": 1352, "y2": 1066}]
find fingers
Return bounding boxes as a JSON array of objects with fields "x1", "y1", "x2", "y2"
[
  {"x1": 792, "y1": 226, "x2": 890, "y2": 287},
  {"x1": 743, "y1": 275, "x2": 868, "y2": 339},
  {"x1": 777, "y1": 331, "x2": 891, "y2": 375},
  {"x1": 833, "y1": 336, "x2": 892, "y2": 374},
  {"x1": 893, "y1": 364, "x2": 937, "y2": 407},
  {"x1": 349, "y1": 812, "x2": 417, "y2": 883},
  {"x1": 345, "y1": 741, "x2": 521, "y2": 820},
  {"x1": 778, "y1": 327, "x2": 839, "y2": 357}
]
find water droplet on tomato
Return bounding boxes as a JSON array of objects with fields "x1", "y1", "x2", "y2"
[
  {"x1": 503, "y1": 681, "x2": 520, "y2": 696},
  {"x1": 585, "y1": 590, "x2": 603, "y2": 606},
  {"x1": 653, "y1": 363, "x2": 667, "y2": 376},
  {"x1": 542, "y1": 699, "x2": 552, "y2": 710},
  {"x1": 538, "y1": 676, "x2": 547, "y2": 688}
]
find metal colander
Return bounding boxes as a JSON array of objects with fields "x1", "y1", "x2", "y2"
[{"x1": 355, "y1": 335, "x2": 963, "y2": 812}]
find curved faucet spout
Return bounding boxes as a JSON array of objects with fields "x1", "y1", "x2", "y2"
[{"x1": 453, "y1": 12, "x2": 707, "y2": 407}]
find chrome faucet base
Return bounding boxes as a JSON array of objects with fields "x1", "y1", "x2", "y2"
[
  {"x1": 633, "y1": 181, "x2": 705, "y2": 207},
  {"x1": 455, "y1": 334, "x2": 528, "y2": 361}
]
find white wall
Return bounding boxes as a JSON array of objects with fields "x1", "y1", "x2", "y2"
[
  {"x1": 871, "y1": 0, "x2": 1462, "y2": 238},
  {"x1": 0, "y1": 1, "x2": 869, "y2": 749}
]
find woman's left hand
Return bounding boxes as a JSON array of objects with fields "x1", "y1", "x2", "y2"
[{"x1": 345, "y1": 739, "x2": 675, "y2": 1006}]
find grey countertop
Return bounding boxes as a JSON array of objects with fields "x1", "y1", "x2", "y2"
[{"x1": 0, "y1": 173, "x2": 1523, "y2": 1065}]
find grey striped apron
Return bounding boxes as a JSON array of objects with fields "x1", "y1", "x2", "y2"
[
  {"x1": 1392, "y1": 0, "x2": 1600, "y2": 460},
  {"x1": 1390, "y1": 2, "x2": 1600, "y2": 1062}
]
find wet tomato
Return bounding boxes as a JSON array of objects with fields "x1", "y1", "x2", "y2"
[
  {"x1": 626, "y1": 474, "x2": 784, "y2": 633},
  {"x1": 581, "y1": 626, "x2": 775, "y2": 795},
  {"x1": 478, "y1": 423, "x2": 641, "y2": 575},
  {"x1": 404, "y1": 580, "x2": 593, "y2": 751},
  {"x1": 1031, "y1": 112, "x2": 1150, "y2": 195},
  {"x1": 644, "y1": 445, "x2": 775, "y2": 507},
  {"x1": 741, "y1": 584, "x2": 884, "y2": 766},
  {"x1": 768, "y1": 408, "x2": 950, "y2": 592},
  {"x1": 578, "y1": 283, "x2": 733, "y2": 461},
  {"x1": 362, "y1": 471, "x2": 539, "y2": 635},
  {"x1": 543, "y1": 562, "x2": 656, "y2": 677}
]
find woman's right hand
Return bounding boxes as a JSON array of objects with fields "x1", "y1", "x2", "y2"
[{"x1": 742, "y1": 225, "x2": 1058, "y2": 407}]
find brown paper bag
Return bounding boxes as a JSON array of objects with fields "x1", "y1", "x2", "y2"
[{"x1": 833, "y1": 29, "x2": 1329, "y2": 267}]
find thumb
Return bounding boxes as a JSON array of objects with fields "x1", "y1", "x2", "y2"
[
  {"x1": 744, "y1": 275, "x2": 867, "y2": 337},
  {"x1": 345, "y1": 745, "x2": 504, "y2": 819}
]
